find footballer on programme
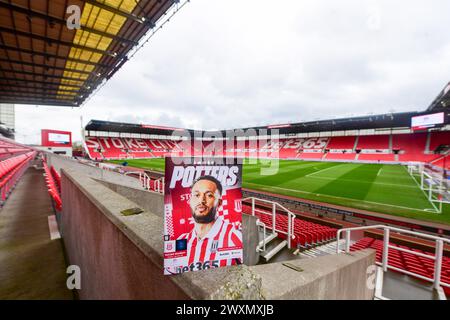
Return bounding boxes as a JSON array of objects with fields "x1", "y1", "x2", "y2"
[{"x1": 177, "y1": 175, "x2": 242, "y2": 273}]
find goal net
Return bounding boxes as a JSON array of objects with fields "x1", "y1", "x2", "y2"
[{"x1": 418, "y1": 164, "x2": 449, "y2": 213}]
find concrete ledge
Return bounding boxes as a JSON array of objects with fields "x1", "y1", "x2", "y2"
[
  {"x1": 97, "y1": 179, "x2": 164, "y2": 218},
  {"x1": 61, "y1": 168, "x2": 264, "y2": 299},
  {"x1": 61, "y1": 168, "x2": 376, "y2": 300},
  {"x1": 47, "y1": 153, "x2": 141, "y2": 189},
  {"x1": 250, "y1": 249, "x2": 375, "y2": 299}
]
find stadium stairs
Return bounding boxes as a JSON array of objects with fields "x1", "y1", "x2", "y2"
[
  {"x1": 350, "y1": 237, "x2": 450, "y2": 297},
  {"x1": 242, "y1": 203, "x2": 338, "y2": 263}
]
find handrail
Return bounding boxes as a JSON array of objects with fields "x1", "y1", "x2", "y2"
[
  {"x1": 138, "y1": 172, "x2": 164, "y2": 194},
  {"x1": 256, "y1": 219, "x2": 267, "y2": 252},
  {"x1": 123, "y1": 171, "x2": 143, "y2": 176},
  {"x1": 242, "y1": 196, "x2": 296, "y2": 249},
  {"x1": 337, "y1": 224, "x2": 450, "y2": 289},
  {"x1": 154, "y1": 177, "x2": 165, "y2": 193}
]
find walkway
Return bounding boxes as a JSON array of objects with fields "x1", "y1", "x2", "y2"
[{"x1": 0, "y1": 166, "x2": 73, "y2": 299}]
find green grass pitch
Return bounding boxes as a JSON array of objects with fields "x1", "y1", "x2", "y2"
[{"x1": 108, "y1": 158, "x2": 450, "y2": 225}]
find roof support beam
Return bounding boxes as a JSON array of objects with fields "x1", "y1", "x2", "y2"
[
  {"x1": 85, "y1": 0, "x2": 154, "y2": 26},
  {"x1": 0, "y1": 2, "x2": 138, "y2": 46},
  {"x1": 0, "y1": 68, "x2": 95, "y2": 83},
  {"x1": 0, "y1": 44, "x2": 110, "y2": 69},
  {"x1": 0, "y1": 77, "x2": 87, "y2": 89},
  {"x1": 0, "y1": 57, "x2": 91, "y2": 75},
  {"x1": 0, "y1": 99, "x2": 76, "y2": 107},
  {"x1": 0, "y1": 92, "x2": 76, "y2": 100},
  {"x1": 0, "y1": 26, "x2": 118, "y2": 57},
  {"x1": 0, "y1": 83, "x2": 82, "y2": 94},
  {"x1": 0, "y1": 96, "x2": 76, "y2": 103}
]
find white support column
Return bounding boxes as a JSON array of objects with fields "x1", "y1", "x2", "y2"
[
  {"x1": 382, "y1": 228, "x2": 390, "y2": 272},
  {"x1": 251, "y1": 198, "x2": 255, "y2": 216},
  {"x1": 272, "y1": 203, "x2": 276, "y2": 232},
  {"x1": 434, "y1": 240, "x2": 444, "y2": 289},
  {"x1": 287, "y1": 213, "x2": 292, "y2": 249},
  {"x1": 345, "y1": 230, "x2": 351, "y2": 252},
  {"x1": 336, "y1": 233, "x2": 340, "y2": 254}
]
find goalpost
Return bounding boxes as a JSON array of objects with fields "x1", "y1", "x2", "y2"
[{"x1": 407, "y1": 162, "x2": 449, "y2": 213}]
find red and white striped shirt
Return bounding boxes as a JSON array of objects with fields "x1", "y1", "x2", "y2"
[{"x1": 178, "y1": 216, "x2": 243, "y2": 272}]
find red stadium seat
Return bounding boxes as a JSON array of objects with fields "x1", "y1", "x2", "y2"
[
  {"x1": 83, "y1": 131, "x2": 449, "y2": 170},
  {"x1": 350, "y1": 237, "x2": 450, "y2": 295},
  {"x1": 357, "y1": 135, "x2": 390, "y2": 150}
]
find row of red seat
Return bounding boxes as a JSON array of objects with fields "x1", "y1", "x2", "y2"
[
  {"x1": 0, "y1": 151, "x2": 36, "y2": 203},
  {"x1": 50, "y1": 166, "x2": 61, "y2": 194},
  {"x1": 0, "y1": 139, "x2": 34, "y2": 161},
  {"x1": 0, "y1": 153, "x2": 32, "y2": 179},
  {"x1": 350, "y1": 237, "x2": 450, "y2": 295},
  {"x1": 242, "y1": 204, "x2": 337, "y2": 247},
  {"x1": 42, "y1": 160, "x2": 62, "y2": 211},
  {"x1": 85, "y1": 131, "x2": 450, "y2": 168}
]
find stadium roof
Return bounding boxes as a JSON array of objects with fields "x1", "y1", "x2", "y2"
[
  {"x1": 86, "y1": 110, "x2": 450, "y2": 137},
  {"x1": 427, "y1": 82, "x2": 450, "y2": 111},
  {"x1": 227, "y1": 111, "x2": 429, "y2": 135},
  {"x1": 85, "y1": 119, "x2": 196, "y2": 136},
  {"x1": 0, "y1": 0, "x2": 177, "y2": 107}
]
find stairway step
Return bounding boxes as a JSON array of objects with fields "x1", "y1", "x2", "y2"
[
  {"x1": 263, "y1": 240, "x2": 288, "y2": 261},
  {"x1": 257, "y1": 233, "x2": 278, "y2": 250}
]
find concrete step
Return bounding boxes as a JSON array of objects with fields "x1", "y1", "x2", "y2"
[
  {"x1": 257, "y1": 233, "x2": 278, "y2": 251},
  {"x1": 262, "y1": 240, "x2": 288, "y2": 261},
  {"x1": 298, "y1": 239, "x2": 346, "y2": 259}
]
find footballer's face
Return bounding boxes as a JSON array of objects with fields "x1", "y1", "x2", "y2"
[{"x1": 189, "y1": 179, "x2": 221, "y2": 224}]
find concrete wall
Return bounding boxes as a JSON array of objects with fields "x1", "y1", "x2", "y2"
[
  {"x1": 98, "y1": 180, "x2": 164, "y2": 217},
  {"x1": 250, "y1": 250, "x2": 375, "y2": 299},
  {"x1": 61, "y1": 168, "x2": 263, "y2": 299},
  {"x1": 60, "y1": 168, "x2": 375, "y2": 300},
  {"x1": 46, "y1": 153, "x2": 140, "y2": 189},
  {"x1": 97, "y1": 180, "x2": 261, "y2": 266}
]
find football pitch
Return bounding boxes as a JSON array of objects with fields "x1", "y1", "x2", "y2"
[{"x1": 108, "y1": 158, "x2": 450, "y2": 225}]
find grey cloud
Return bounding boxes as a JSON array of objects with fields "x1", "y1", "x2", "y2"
[{"x1": 14, "y1": 0, "x2": 450, "y2": 143}]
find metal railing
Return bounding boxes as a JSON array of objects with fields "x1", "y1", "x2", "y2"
[
  {"x1": 154, "y1": 177, "x2": 165, "y2": 193},
  {"x1": 138, "y1": 172, "x2": 164, "y2": 194},
  {"x1": 336, "y1": 225, "x2": 450, "y2": 290},
  {"x1": 123, "y1": 171, "x2": 142, "y2": 176},
  {"x1": 256, "y1": 219, "x2": 268, "y2": 252},
  {"x1": 243, "y1": 196, "x2": 295, "y2": 249},
  {"x1": 138, "y1": 172, "x2": 151, "y2": 190}
]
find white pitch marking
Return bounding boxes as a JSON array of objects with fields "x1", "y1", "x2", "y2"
[
  {"x1": 244, "y1": 182, "x2": 434, "y2": 213},
  {"x1": 377, "y1": 167, "x2": 382, "y2": 177},
  {"x1": 305, "y1": 163, "x2": 346, "y2": 177},
  {"x1": 304, "y1": 175, "x2": 416, "y2": 189}
]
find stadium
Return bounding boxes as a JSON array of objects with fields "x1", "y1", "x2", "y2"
[{"x1": 0, "y1": 0, "x2": 449, "y2": 303}]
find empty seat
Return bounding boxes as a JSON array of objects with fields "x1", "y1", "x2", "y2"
[{"x1": 350, "y1": 237, "x2": 450, "y2": 295}]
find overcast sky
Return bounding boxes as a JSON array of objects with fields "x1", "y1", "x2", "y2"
[{"x1": 14, "y1": 0, "x2": 450, "y2": 144}]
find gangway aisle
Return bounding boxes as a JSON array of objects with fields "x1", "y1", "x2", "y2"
[{"x1": 0, "y1": 167, "x2": 73, "y2": 299}]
